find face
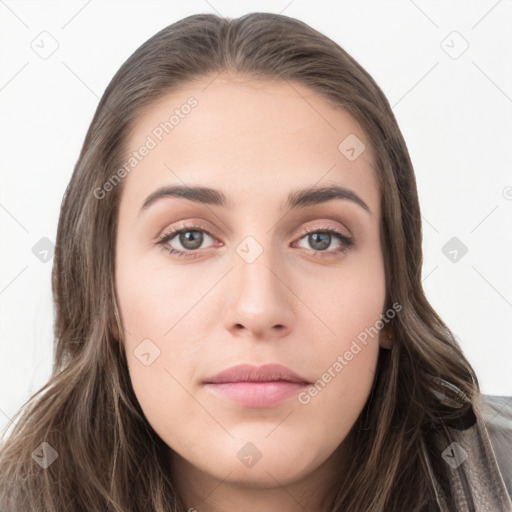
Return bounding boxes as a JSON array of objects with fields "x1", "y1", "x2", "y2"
[{"x1": 115, "y1": 74, "x2": 387, "y2": 501}]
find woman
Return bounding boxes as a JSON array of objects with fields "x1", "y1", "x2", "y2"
[{"x1": 0, "y1": 12, "x2": 510, "y2": 512}]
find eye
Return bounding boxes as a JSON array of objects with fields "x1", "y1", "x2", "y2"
[
  {"x1": 155, "y1": 224, "x2": 217, "y2": 259},
  {"x1": 292, "y1": 225, "x2": 353, "y2": 256},
  {"x1": 155, "y1": 223, "x2": 354, "y2": 260}
]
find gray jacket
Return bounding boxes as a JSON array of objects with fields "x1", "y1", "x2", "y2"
[
  {"x1": 483, "y1": 395, "x2": 512, "y2": 502},
  {"x1": 426, "y1": 394, "x2": 512, "y2": 511}
]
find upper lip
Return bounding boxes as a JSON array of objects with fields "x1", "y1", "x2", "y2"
[{"x1": 205, "y1": 364, "x2": 311, "y2": 384}]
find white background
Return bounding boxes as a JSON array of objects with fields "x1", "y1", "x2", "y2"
[{"x1": 1, "y1": 0, "x2": 511, "y2": 435}]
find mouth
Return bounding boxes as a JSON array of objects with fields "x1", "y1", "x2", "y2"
[{"x1": 204, "y1": 363, "x2": 311, "y2": 408}]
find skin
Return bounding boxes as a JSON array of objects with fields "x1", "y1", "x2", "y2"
[{"x1": 115, "y1": 72, "x2": 390, "y2": 512}]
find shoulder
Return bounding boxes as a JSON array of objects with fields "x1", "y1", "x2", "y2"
[{"x1": 476, "y1": 394, "x2": 512, "y2": 500}]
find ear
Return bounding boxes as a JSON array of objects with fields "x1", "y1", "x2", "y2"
[{"x1": 379, "y1": 323, "x2": 394, "y2": 350}]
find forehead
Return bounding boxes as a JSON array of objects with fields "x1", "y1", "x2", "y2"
[{"x1": 120, "y1": 74, "x2": 379, "y2": 215}]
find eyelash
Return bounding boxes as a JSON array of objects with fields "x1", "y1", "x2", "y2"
[{"x1": 155, "y1": 223, "x2": 354, "y2": 260}]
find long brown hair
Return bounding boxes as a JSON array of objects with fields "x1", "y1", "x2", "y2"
[{"x1": 0, "y1": 12, "x2": 478, "y2": 511}]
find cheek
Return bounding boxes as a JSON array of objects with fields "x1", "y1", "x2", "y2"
[
  {"x1": 292, "y1": 246, "x2": 386, "y2": 427},
  {"x1": 115, "y1": 244, "x2": 220, "y2": 337},
  {"x1": 295, "y1": 240, "x2": 387, "y2": 352},
  {"x1": 115, "y1": 251, "x2": 215, "y2": 441},
  {"x1": 297, "y1": 271, "x2": 385, "y2": 423}
]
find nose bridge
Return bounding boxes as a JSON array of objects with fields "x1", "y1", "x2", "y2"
[{"x1": 234, "y1": 232, "x2": 283, "y2": 304}]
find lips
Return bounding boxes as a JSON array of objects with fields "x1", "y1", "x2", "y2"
[
  {"x1": 204, "y1": 364, "x2": 311, "y2": 408},
  {"x1": 205, "y1": 363, "x2": 311, "y2": 385}
]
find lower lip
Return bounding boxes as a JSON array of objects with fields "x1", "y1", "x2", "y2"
[{"x1": 205, "y1": 381, "x2": 309, "y2": 407}]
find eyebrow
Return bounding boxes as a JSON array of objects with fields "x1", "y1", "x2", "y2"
[{"x1": 139, "y1": 184, "x2": 371, "y2": 215}]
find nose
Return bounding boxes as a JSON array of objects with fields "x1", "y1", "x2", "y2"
[{"x1": 223, "y1": 245, "x2": 295, "y2": 341}]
